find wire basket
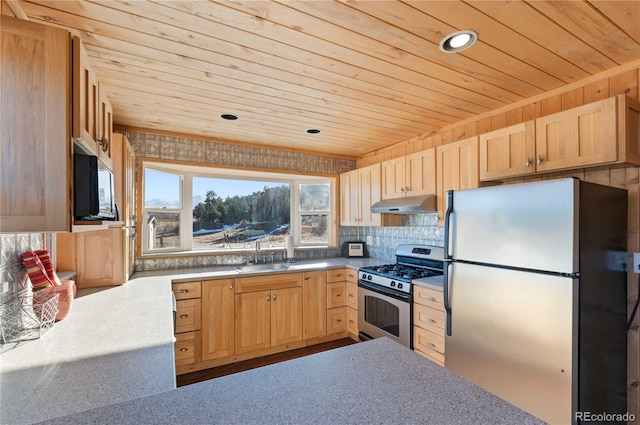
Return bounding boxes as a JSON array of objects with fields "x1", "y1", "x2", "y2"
[{"x1": 0, "y1": 292, "x2": 59, "y2": 344}]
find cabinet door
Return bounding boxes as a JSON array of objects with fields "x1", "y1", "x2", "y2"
[
  {"x1": 76, "y1": 228, "x2": 125, "y2": 288},
  {"x1": 327, "y1": 307, "x2": 347, "y2": 334},
  {"x1": 347, "y1": 307, "x2": 358, "y2": 335},
  {"x1": 235, "y1": 290, "x2": 271, "y2": 354},
  {"x1": 406, "y1": 148, "x2": 436, "y2": 196},
  {"x1": 303, "y1": 271, "x2": 327, "y2": 339},
  {"x1": 381, "y1": 157, "x2": 405, "y2": 200},
  {"x1": 535, "y1": 97, "x2": 617, "y2": 172},
  {"x1": 202, "y1": 279, "x2": 235, "y2": 361},
  {"x1": 436, "y1": 137, "x2": 479, "y2": 221},
  {"x1": 339, "y1": 169, "x2": 359, "y2": 226},
  {"x1": 175, "y1": 299, "x2": 201, "y2": 334},
  {"x1": 479, "y1": 122, "x2": 535, "y2": 181},
  {"x1": 271, "y1": 287, "x2": 303, "y2": 347},
  {"x1": 0, "y1": 17, "x2": 71, "y2": 232},
  {"x1": 72, "y1": 36, "x2": 99, "y2": 150},
  {"x1": 97, "y1": 83, "x2": 113, "y2": 169},
  {"x1": 358, "y1": 163, "x2": 382, "y2": 226}
]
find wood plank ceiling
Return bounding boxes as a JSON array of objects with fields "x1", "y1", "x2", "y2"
[{"x1": 7, "y1": 0, "x2": 640, "y2": 156}]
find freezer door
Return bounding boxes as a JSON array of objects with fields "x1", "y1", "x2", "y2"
[
  {"x1": 446, "y1": 178, "x2": 578, "y2": 273},
  {"x1": 445, "y1": 262, "x2": 576, "y2": 425}
]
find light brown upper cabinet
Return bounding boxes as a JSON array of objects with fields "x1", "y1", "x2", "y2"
[
  {"x1": 381, "y1": 149, "x2": 436, "y2": 199},
  {"x1": 72, "y1": 37, "x2": 113, "y2": 169},
  {"x1": 0, "y1": 17, "x2": 72, "y2": 233},
  {"x1": 436, "y1": 137, "x2": 479, "y2": 222},
  {"x1": 97, "y1": 82, "x2": 114, "y2": 169},
  {"x1": 340, "y1": 164, "x2": 402, "y2": 227},
  {"x1": 536, "y1": 96, "x2": 618, "y2": 172},
  {"x1": 480, "y1": 122, "x2": 535, "y2": 181},
  {"x1": 480, "y1": 95, "x2": 640, "y2": 181}
]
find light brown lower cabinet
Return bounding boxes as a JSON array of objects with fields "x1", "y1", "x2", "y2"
[
  {"x1": 201, "y1": 279, "x2": 235, "y2": 361},
  {"x1": 174, "y1": 269, "x2": 356, "y2": 375},
  {"x1": 56, "y1": 226, "x2": 126, "y2": 288},
  {"x1": 413, "y1": 285, "x2": 446, "y2": 367}
]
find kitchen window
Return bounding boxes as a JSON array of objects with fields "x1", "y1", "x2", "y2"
[{"x1": 142, "y1": 162, "x2": 336, "y2": 254}]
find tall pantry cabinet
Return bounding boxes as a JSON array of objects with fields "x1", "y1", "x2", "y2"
[{"x1": 0, "y1": 16, "x2": 72, "y2": 233}]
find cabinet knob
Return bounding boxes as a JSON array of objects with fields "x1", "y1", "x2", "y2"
[
  {"x1": 273, "y1": 294, "x2": 277, "y2": 301},
  {"x1": 96, "y1": 136, "x2": 109, "y2": 152},
  {"x1": 525, "y1": 157, "x2": 532, "y2": 167},
  {"x1": 267, "y1": 295, "x2": 270, "y2": 302},
  {"x1": 180, "y1": 314, "x2": 188, "y2": 319},
  {"x1": 537, "y1": 155, "x2": 543, "y2": 165},
  {"x1": 229, "y1": 284, "x2": 233, "y2": 290},
  {"x1": 179, "y1": 348, "x2": 188, "y2": 352}
]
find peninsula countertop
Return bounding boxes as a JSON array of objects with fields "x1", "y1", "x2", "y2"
[
  {"x1": 34, "y1": 337, "x2": 545, "y2": 425},
  {"x1": 0, "y1": 257, "x2": 382, "y2": 425}
]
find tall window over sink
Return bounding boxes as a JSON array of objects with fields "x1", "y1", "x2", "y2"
[{"x1": 141, "y1": 162, "x2": 336, "y2": 254}]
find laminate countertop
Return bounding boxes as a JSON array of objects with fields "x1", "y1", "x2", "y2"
[
  {"x1": 0, "y1": 258, "x2": 381, "y2": 425},
  {"x1": 34, "y1": 337, "x2": 545, "y2": 425},
  {"x1": 2, "y1": 258, "x2": 542, "y2": 425}
]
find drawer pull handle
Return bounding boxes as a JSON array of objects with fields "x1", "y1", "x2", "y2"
[
  {"x1": 180, "y1": 314, "x2": 188, "y2": 319},
  {"x1": 179, "y1": 348, "x2": 188, "y2": 352},
  {"x1": 336, "y1": 274, "x2": 343, "y2": 277},
  {"x1": 336, "y1": 294, "x2": 342, "y2": 297},
  {"x1": 348, "y1": 293, "x2": 354, "y2": 297},
  {"x1": 180, "y1": 289, "x2": 189, "y2": 293},
  {"x1": 537, "y1": 154, "x2": 543, "y2": 165},
  {"x1": 427, "y1": 343, "x2": 436, "y2": 349},
  {"x1": 426, "y1": 296, "x2": 435, "y2": 301},
  {"x1": 336, "y1": 319, "x2": 342, "y2": 323},
  {"x1": 427, "y1": 318, "x2": 436, "y2": 323}
]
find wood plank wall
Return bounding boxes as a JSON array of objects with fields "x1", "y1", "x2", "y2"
[{"x1": 358, "y1": 63, "x2": 640, "y2": 420}]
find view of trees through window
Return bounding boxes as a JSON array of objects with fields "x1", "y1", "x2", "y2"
[
  {"x1": 143, "y1": 166, "x2": 333, "y2": 253},
  {"x1": 192, "y1": 181, "x2": 291, "y2": 250}
]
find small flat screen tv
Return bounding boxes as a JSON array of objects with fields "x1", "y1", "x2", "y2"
[{"x1": 74, "y1": 154, "x2": 116, "y2": 221}]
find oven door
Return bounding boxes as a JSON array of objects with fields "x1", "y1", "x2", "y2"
[{"x1": 358, "y1": 280, "x2": 411, "y2": 348}]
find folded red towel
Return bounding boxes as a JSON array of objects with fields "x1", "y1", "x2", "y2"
[
  {"x1": 21, "y1": 251, "x2": 53, "y2": 291},
  {"x1": 34, "y1": 249, "x2": 61, "y2": 285}
]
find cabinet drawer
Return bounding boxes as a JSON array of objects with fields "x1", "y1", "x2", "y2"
[
  {"x1": 346, "y1": 268, "x2": 358, "y2": 283},
  {"x1": 347, "y1": 307, "x2": 358, "y2": 335},
  {"x1": 327, "y1": 282, "x2": 346, "y2": 308},
  {"x1": 346, "y1": 282, "x2": 357, "y2": 309},
  {"x1": 327, "y1": 307, "x2": 347, "y2": 334},
  {"x1": 172, "y1": 281, "x2": 202, "y2": 300},
  {"x1": 414, "y1": 326, "x2": 445, "y2": 359},
  {"x1": 413, "y1": 304, "x2": 445, "y2": 336},
  {"x1": 174, "y1": 331, "x2": 201, "y2": 366},
  {"x1": 415, "y1": 345, "x2": 445, "y2": 367},
  {"x1": 235, "y1": 273, "x2": 302, "y2": 293},
  {"x1": 327, "y1": 268, "x2": 348, "y2": 283},
  {"x1": 414, "y1": 286, "x2": 444, "y2": 311},
  {"x1": 175, "y1": 299, "x2": 201, "y2": 333}
]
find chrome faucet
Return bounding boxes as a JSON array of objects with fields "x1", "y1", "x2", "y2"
[{"x1": 255, "y1": 240, "x2": 260, "y2": 263}]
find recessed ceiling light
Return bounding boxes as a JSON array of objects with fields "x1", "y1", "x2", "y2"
[
  {"x1": 220, "y1": 114, "x2": 238, "y2": 120},
  {"x1": 439, "y1": 30, "x2": 478, "y2": 53},
  {"x1": 306, "y1": 129, "x2": 321, "y2": 134}
]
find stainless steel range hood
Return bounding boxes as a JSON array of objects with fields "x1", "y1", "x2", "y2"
[{"x1": 370, "y1": 195, "x2": 437, "y2": 214}]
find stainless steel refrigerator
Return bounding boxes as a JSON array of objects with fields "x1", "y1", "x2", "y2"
[{"x1": 443, "y1": 178, "x2": 627, "y2": 425}]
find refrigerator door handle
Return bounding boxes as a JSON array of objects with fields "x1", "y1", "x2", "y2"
[
  {"x1": 444, "y1": 260, "x2": 452, "y2": 336},
  {"x1": 444, "y1": 190, "x2": 454, "y2": 260}
]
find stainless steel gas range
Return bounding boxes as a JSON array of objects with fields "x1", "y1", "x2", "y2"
[{"x1": 358, "y1": 244, "x2": 444, "y2": 348}]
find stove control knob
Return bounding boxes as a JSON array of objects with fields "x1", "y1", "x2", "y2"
[
  {"x1": 367, "y1": 274, "x2": 372, "y2": 281},
  {"x1": 397, "y1": 283, "x2": 403, "y2": 289},
  {"x1": 390, "y1": 281, "x2": 396, "y2": 287}
]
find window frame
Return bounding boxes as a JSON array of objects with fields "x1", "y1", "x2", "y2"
[{"x1": 141, "y1": 161, "x2": 336, "y2": 255}]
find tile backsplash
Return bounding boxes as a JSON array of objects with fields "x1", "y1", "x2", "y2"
[
  {"x1": 0, "y1": 233, "x2": 47, "y2": 304},
  {"x1": 339, "y1": 213, "x2": 444, "y2": 262}
]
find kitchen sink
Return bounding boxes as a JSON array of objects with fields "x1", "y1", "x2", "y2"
[{"x1": 236, "y1": 263, "x2": 290, "y2": 273}]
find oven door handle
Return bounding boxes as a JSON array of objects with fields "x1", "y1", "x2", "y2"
[{"x1": 358, "y1": 280, "x2": 411, "y2": 302}]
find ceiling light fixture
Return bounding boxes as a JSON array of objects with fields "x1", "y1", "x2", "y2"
[
  {"x1": 220, "y1": 114, "x2": 238, "y2": 120},
  {"x1": 306, "y1": 129, "x2": 321, "y2": 134},
  {"x1": 439, "y1": 30, "x2": 478, "y2": 53}
]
